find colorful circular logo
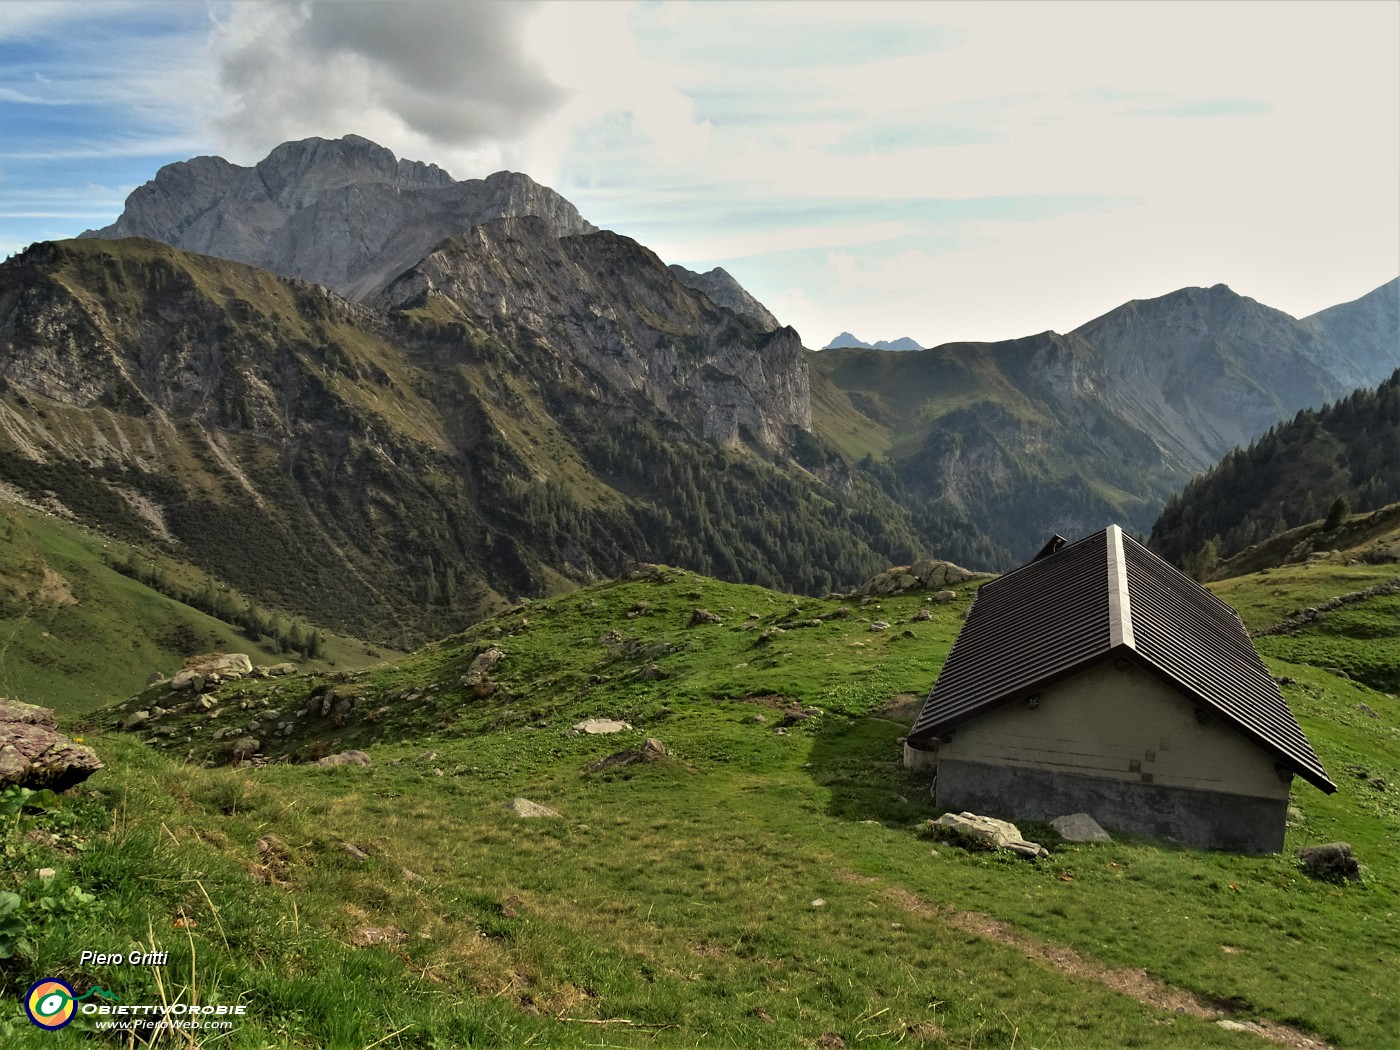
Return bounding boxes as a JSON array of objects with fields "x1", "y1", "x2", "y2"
[{"x1": 25, "y1": 978, "x2": 77, "y2": 1030}]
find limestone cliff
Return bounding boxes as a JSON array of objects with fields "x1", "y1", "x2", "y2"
[{"x1": 379, "y1": 218, "x2": 810, "y2": 448}]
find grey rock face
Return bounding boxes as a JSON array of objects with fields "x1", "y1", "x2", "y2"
[
  {"x1": 81, "y1": 134, "x2": 596, "y2": 301},
  {"x1": 1302, "y1": 278, "x2": 1400, "y2": 389},
  {"x1": 378, "y1": 217, "x2": 811, "y2": 448},
  {"x1": 668, "y1": 264, "x2": 781, "y2": 331}
]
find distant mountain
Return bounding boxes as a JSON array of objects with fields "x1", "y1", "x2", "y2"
[
  {"x1": 823, "y1": 333, "x2": 924, "y2": 351},
  {"x1": 811, "y1": 281, "x2": 1400, "y2": 566},
  {"x1": 1150, "y1": 366, "x2": 1400, "y2": 567},
  {"x1": 668, "y1": 265, "x2": 781, "y2": 331},
  {"x1": 80, "y1": 134, "x2": 595, "y2": 300},
  {"x1": 1302, "y1": 278, "x2": 1400, "y2": 389}
]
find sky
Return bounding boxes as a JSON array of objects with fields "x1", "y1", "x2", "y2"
[{"x1": 1, "y1": 0, "x2": 1397, "y2": 348}]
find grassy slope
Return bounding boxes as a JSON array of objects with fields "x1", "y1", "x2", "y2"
[
  {"x1": 0, "y1": 503, "x2": 388, "y2": 714},
  {"x1": 2, "y1": 566, "x2": 1397, "y2": 1047}
]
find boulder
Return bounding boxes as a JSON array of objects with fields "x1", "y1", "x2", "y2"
[
  {"x1": 0, "y1": 699, "x2": 103, "y2": 791},
  {"x1": 688, "y1": 608, "x2": 722, "y2": 627},
  {"x1": 571, "y1": 718, "x2": 633, "y2": 735},
  {"x1": 227, "y1": 736, "x2": 260, "y2": 761},
  {"x1": 267, "y1": 663, "x2": 297, "y2": 676},
  {"x1": 505, "y1": 798, "x2": 560, "y2": 818},
  {"x1": 120, "y1": 710, "x2": 151, "y2": 731},
  {"x1": 1296, "y1": 842, "x2": 1360, "y2": 881},
  {"x1": 582, "y1": 738, "x2": 668, "y2": 774},
  {"x1": 929, "y1": 811, "x2": 1047, "y2": 858},
  {"x1": 144, "y1": 671, "x2": 166, "y2": 688},
  {"x1": 1051, "y1": 813, "x2": 1111, "y2": 842},
  {"x1": 169, "y1": 669, "x2": 203, "y2": 691},
  {"x1": 315, "y1": 750, "x2": 372, "y2": 767},
  {"x1": 933, "y1": 589, "x2": 957, "y2": 603}
]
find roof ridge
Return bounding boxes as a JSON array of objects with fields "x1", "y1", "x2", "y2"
[{"x1": 1107, "y1": 524, "x2": 1135, "y2": 649}]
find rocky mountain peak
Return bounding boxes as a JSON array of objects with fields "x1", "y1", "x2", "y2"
[
  {"x1": 667, "y1": 264, "x2": 782, "y2": 331},
  {"x1": 81, "y1": 134, "x2": 596, "y2": 301}
]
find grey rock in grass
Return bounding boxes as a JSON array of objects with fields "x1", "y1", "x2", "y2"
[
  {"x1": 929, "y1": 811, "x2": 1047, "y2": 859},
  {"x1": 339, "y1": 842, "x2": 371, "y2": 862},
  {"x1": 571, "y1": 718, "x2": 633, "y2": 735},
  {"x1": 227, "y1": 736, "x2": 260, "y2": 761},
  {"x1": 505, "y1": 798, "x2": 560, "y2": 818},
  {"x1": 688, "y1": 608, "x2": 722, "y2": 627},
  {"x1": 1296, "y1": 842, "x2": 1360, "y2": 881},
  {"x1": 315, "y1": 749, "x2": 372, "y2": 767},
  {"x1": 582, "y1": 737, "x2": 668, "y2": 774},
  {"x1": 1050, "y1": 813, "x2": 1112, "y2": 842},
  {"x1": 0, "y1": 699, "x2": 103, "y2": 791},
  {"x1": 121, "y1": 710, "x2": 151, "y2": 731}
]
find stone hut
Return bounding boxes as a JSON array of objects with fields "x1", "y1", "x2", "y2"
[{"x1": 905, "y1": 525, "x2": 1335, "y2": 853}]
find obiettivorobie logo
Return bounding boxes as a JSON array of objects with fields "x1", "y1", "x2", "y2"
[{"x1": 24, "y1": 978, "x2": 121, "y2": 1030}]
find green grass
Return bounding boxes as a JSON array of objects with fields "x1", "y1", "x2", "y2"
[
  {"x1": 3, "y1": 565, "x2": 1398, "y2": 1047},
  {"x1": 0, "y1": 505, "x2": 388, "y2": 714}
]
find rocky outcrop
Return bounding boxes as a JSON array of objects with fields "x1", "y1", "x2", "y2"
[
  {"x1": 668, "y1": 265, "x2": 781, "y2": 331},
  {"x1": 0, "y1": 699, "x2": 102, "y2": 791},
  {"x1": 853, "y1": 559, "x2": 989, "y2": 597},
  {"x1": 81, "y1": 135, "x2": 596, "y2": 300}
]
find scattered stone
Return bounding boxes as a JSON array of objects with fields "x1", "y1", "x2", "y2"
[
  {"x1": 1050, "y1": 813, "x2": 1111, "y2": 842},
  {"x1": 121, "y1": 710, "x2": 151, "y2": 731},
  {"x1": 420, "y1": 750, "x2": 438, "y2": 763},
  {"x1": 1369, "y1": 776, "x2": 1387, "y2": 792},
  {"x1": 817, "y1": 1034, "x2": 845, "y2": 1050},
  {"x1": 927, "y1": 811, "x2": 1047, "y2": 859},
  {"x1": 912, "y1": 608, "x2": 933, "y2": 622},
  {"x1": 267, "y1": 662, "x2": 297, "y2": 676},
  {"x1": 144, "y1": 672, "x2": 166, "y2": 688},
  {"x1": 810, "y1": 899, "x2": 826, "y2": 908},
  {"x1": 195, "y1": 696, "x2": 215, "y2": 712},
  {"x1": 1287, "y1": 805, "x2": 1305, "y2": 826},
  {"x1": 754, "y1": 627, "x2": 785, "y2": 646},
  {"x1": 572, "y1": 718, "x2": 633, "y2": 735},
  {"x1": 582, "y1": 737, "x2": 668, "y2": 774},
  {"x1": 0, "y1": 699, "x2": 103, "y2": 791},
  {"x1": 30, "y1": 868, "x2": 56, "y2": 880},
  {"x1": 598, "y1": 629, "x2": 623, "y2": 645},
  {"x1": 169, "y1": 670, "x2": 203, "y2": 692},
  {"x1": 1357, "y1": 702, "x2": 1379, "y2": 719},
  {"x1": 688, "y1": 608, "x2": 722, "y2": 627},
  {"x1": 352, "y1": 926, "x2": 406, "y2": 947},
  {"x1": 227, "y1": 736, "x2": 260, "y2": 761},
  {"x1": 401, "y1": 868, "x2": 421, "y2": 882},
  {"x1": 339, "y1": 842, "x2": 370, "y2": 862},
  {"x1": 869, "y1": 621, "x2": 890, "y2": 632},
  {"x1": 505, "y1": 798, "x2": 560, "y2": 818},
  {"x1": 933, "y1": 589, "x2": 957, "y2": 603},
  {"x1": 1296, "y1": 842, "x2": 1360, "y2": 881},
  {"x1": 315, "y1": 750, "x2": 372, "y2": 767}
]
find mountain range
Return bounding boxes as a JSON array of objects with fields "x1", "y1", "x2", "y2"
[
  {"x1": 823, "y1": 333, "x2": 924, "y2": 351},
  {"x1": 2, "y1": 133, "x2": 1397, "y2": 645}
]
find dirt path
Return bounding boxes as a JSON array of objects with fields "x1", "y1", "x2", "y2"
[{"x1": 865, "y1": 876, "x2": 1335, "y2": 1049}]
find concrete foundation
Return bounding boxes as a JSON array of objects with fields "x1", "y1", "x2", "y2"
[{"x1": 936, "y1": 757, "x2": 1289, "y2": 853}]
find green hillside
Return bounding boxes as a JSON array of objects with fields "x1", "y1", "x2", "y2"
[
  {"x1": 1, "y1": 562, "x2": 1395, "y2": 1047},
  {"x1": 0, "y1": 502, "x2": 387, "y2": 714}
]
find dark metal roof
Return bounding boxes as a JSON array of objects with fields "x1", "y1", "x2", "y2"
[{"x1": 908, "y1": 525, "x2": 1336, "y2": 793}]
